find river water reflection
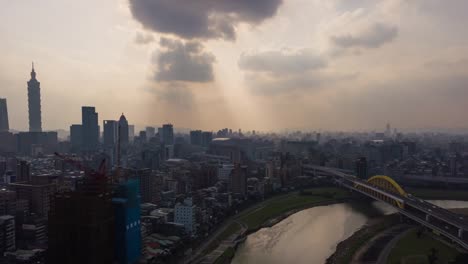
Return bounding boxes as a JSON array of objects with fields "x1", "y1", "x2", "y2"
[{"x1": 231, "y1": 200, "x2": 468, "y2": 264}]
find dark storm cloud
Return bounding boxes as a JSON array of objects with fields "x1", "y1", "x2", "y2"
[
  {"x1": 128, "y1": 0, "x2": 283, "y2": 40},
  {"x1": 239, "y1": 50, "x2": 326, "y2": 74},
  {"x1": 331, "y1": 23, "x2": 398, "y2": 49},
  {"x1": 134, "y1": 32, "x2": 154, "y2": 44},
  {"x1": 153, "y1": 38, "x2": 215, "y2": 83}
]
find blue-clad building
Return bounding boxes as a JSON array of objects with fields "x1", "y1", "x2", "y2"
[{"x1": 113, "y1": 179, "x2": 141, "y2": 264}]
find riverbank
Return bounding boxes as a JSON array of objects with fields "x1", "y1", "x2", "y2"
[
  {"x1": 204, "y1": 187, "x2": 352, "y2": 264},
  {"x1": 326, "y1": 214, "x2": 401, "y2": 264}
]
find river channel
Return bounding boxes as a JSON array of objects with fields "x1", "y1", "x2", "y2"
[{"x1": 231, "y1": 200, "x2": 468, "y2": 264}]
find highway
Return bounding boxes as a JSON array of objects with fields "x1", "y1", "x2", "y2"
[{"x1": 305, "y1": 164, "x2": 468, "y2": 250}]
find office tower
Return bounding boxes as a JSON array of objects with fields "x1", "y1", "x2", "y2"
[
  {"x1": 16, "y1": 131, "x2": 58, "y2": 155},
  {"x1": 174, "y1": 198, "x2": 197, "y2": 235},
  {"x1": 16, "y1": 160, "x2": 30, "y2": 183},
  {"x1": 190, "y1": 130, "x2": 202, "y2": 146},
  {"x1": 161, "y1": 124, "x2": 174, "y2": 145},
  {"x1": 69, "y1": 124, "x2": 82, "y2": 152},
  {"x1": 145, "y1": 126, "x2": 155, "y2": 139},
  {"x1": 0, "y1": 215, "x2": 15, "y2": 254},
  {"x1": 355, "y1": 157, "x2": 368, "y2": 179},
  {"x1": 201, "y1": 131, "x2": 213, "y2": 147},
  {"x1": 0, "y1": 190, "x2": 16, "y2": 216},
  {"x1": 136, "y1": 169, "x2": 161, "y2": 203},
  {"x1": 103, "y1": 120, "x2": 118, "y2": 147},
  {"x1": 112, "y1": 179, "x2": 141, "y2": 264},
  {"x1": 128, "y1": 125, "x2": 135, "y2": 142},
  {"x1": 81, "y1": 107, "x2": 99, "y2": 151},
  {"x1": 138, "y1": 131, "x2": 147, "y2": 143},
  {"x1": 230, "y1": 164, "x2": 247, "y2": 195},
  {"x1": 118, "y1": 114, "x2": 129, "y2": 146},
  {"x1": 27, "y1": 63, "x2": 42, "y2": 132},
  {"x1": 0, "y1": 98, "x2": 9, "y2": 132},
  {"x1": 9, "y1": 180, "x2": 56, "y2": 217},
  {"x1": 48, "y1": 176, "x2": 114, "y2": 264}
]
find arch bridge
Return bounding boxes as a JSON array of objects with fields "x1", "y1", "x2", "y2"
[{"x1": 303, "y1": 164, "x2": 468, "y2": 250}]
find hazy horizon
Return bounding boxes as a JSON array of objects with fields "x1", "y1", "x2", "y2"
[{"x1": 2, "y1": 0, "x2": 468, "y2": 132}]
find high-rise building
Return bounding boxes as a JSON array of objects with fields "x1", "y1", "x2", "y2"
[
  {"x1": 0, "y1": 190, "x2": 16, "y2": 216},
  {"x1": 118, "y1": 114, "x2": 129, "y2": 147},
  {"x1": 112, "y1": 179, "x2": 141, "y2": 264},
  {"x1": 27, "y1": 63, "x2": 42, "y2": 132},
  {"x1": 230, "y1": 164, "x2": 247, "y2": 195},
  {"x1": 81, "y1": 107, "x2": 99, "y2": 151},
  {"x1": 9, "y1": 181, "x2": 56, "y2": 217},
  {"x1": 201, "y1": 131, "x2": 213, "y2": 147},
  {"x1": 145, "y1": 126, "x2": 155, "y2": 139},
  {"x1": 69, "y1": 124, "x2": 82, "y2": 152},
  {"x1": 355, "y1": 157, "x2": 368, "y2": 179},
  {"x1": 0, "y1": 215, "x2": 15, "y2": 254},
  {"x1": 139, "y1": 131, "x2": 147, "y2": 143},
  {"x1": 103, "y1": 120, "x2": 118, "y2": 147},
  {"x1": 128, "y1": 125, "x2": 135, "y2": 142},
  {"x1": 174, "y1": 198, "x2": 197, "y2": 235},
  {"x1": 16, "y1": 160, "x2": 31, "y2": 183},
  {"x1": 136, "y1": 169, "x2": 161, "y2": 203},
  {"x1": 190, "y1": 130, "x2": 202, "y2": 146},
  {"x1": 48, "y1": 176, "x2": 114, "y2": 264},
  {"x1": 161, "y1": 124, "x2": 174, "y2": 145},
  {"x1": 0, "y1": 98, "x2": 9, "y2": 132}
]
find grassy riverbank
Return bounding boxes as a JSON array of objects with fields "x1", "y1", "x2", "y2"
[
  {"x1": 387, "y1": 229, "x2": 460, "y2": 264},
  {"x1": 237, "y1": 187, "x2": 350, "y2": 231},
  {"x1": 206, "y1": 187, "x2": 351, "y2": 263}
]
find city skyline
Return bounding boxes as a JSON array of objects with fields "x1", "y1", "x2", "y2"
[{"x1": 2, "y1": 1, "x2": 468, "y2": 132}]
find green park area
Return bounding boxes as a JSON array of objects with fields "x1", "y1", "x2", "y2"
[{"x1": 387, "y1": 229, "x2": 460, "y2": 264}]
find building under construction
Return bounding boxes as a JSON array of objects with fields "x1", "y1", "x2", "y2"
[{"x1": 47, "y1": 156, "x2": 115, "y2": 264}]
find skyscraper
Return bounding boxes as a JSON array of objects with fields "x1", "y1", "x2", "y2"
[
  {"x1": 81, "y1": 107, "x2": 99, "y2": 151},
  {"x1": 0, "y1": 98, "x2": 9, "y2": 132},
  {"x1": 103, "y1": 120, "x2": 118, "y2": 147},
  {"x1": 161, "y1": 124, "x2": 174, "y2": 145},
  {"x1": 145, "y1": 126, "x2": 155, "y2": 139},
  {"x1": 69, "y1": 124, "x2": 82, "y2": 152},
  {"x1": 112, "y1": 179, "x2": 141, "y2": 264},
  {"x1": 118, "y1": 114, "x2": 129, "y2": 146},
  {"x1": 27, "y1": 63, "x2": 42, "y2": 132},
  {"x1": 190, "y1": 130, "x2": 202, "y2": 146}
]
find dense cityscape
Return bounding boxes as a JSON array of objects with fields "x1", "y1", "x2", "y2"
[
  {"x1": 0, "y1": 66, "x2": 467, "y2": 263},
  {"x1": 3, "y1": 1, "x2": 468, "y2": 264}
]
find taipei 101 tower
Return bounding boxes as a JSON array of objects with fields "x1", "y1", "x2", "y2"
[{"x1": 27, "y1": 62, "x2": 42, "y2": 132}]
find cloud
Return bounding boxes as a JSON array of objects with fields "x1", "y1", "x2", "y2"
[
  {"x1": 331, "y1": 22, "x2": 398, "y2": 49},
  {"x1": 237, "y1": 49, "x2": 354, "y2": 95},
  {"x1": 329, "y1": 72, "x2": 468, "y2": 129},
  {"x1": 239, "y1": 49, "x2": 326, "y2": 75},
  {"x1": 152, "y1": 37, "x2": 215, "y2": 83},
  {"x1": 247, "y1": 71, "x2": 357, "y2": 95},
  {"x1": 134, "y1": 32, "x2": 154, "y2": 44},
  {"x1": 156, "y1": 83, "x2": 194, "y2": 109},
  {"x1": 128, "y1": 0, "x2": 283, "y2": 40}
]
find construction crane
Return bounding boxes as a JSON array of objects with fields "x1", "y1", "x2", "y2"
[{"x1": 54, "y1": 152, "x2": 107, "y2": 180}]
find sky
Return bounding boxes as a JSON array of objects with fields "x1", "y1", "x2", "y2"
[{"x1": 1, "y1": 0, "x2": 468, "y2": 132}]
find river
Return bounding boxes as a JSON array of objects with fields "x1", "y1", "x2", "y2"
[{"x1": 231, "y1": 200, "x2": 468, "y2": 264}]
